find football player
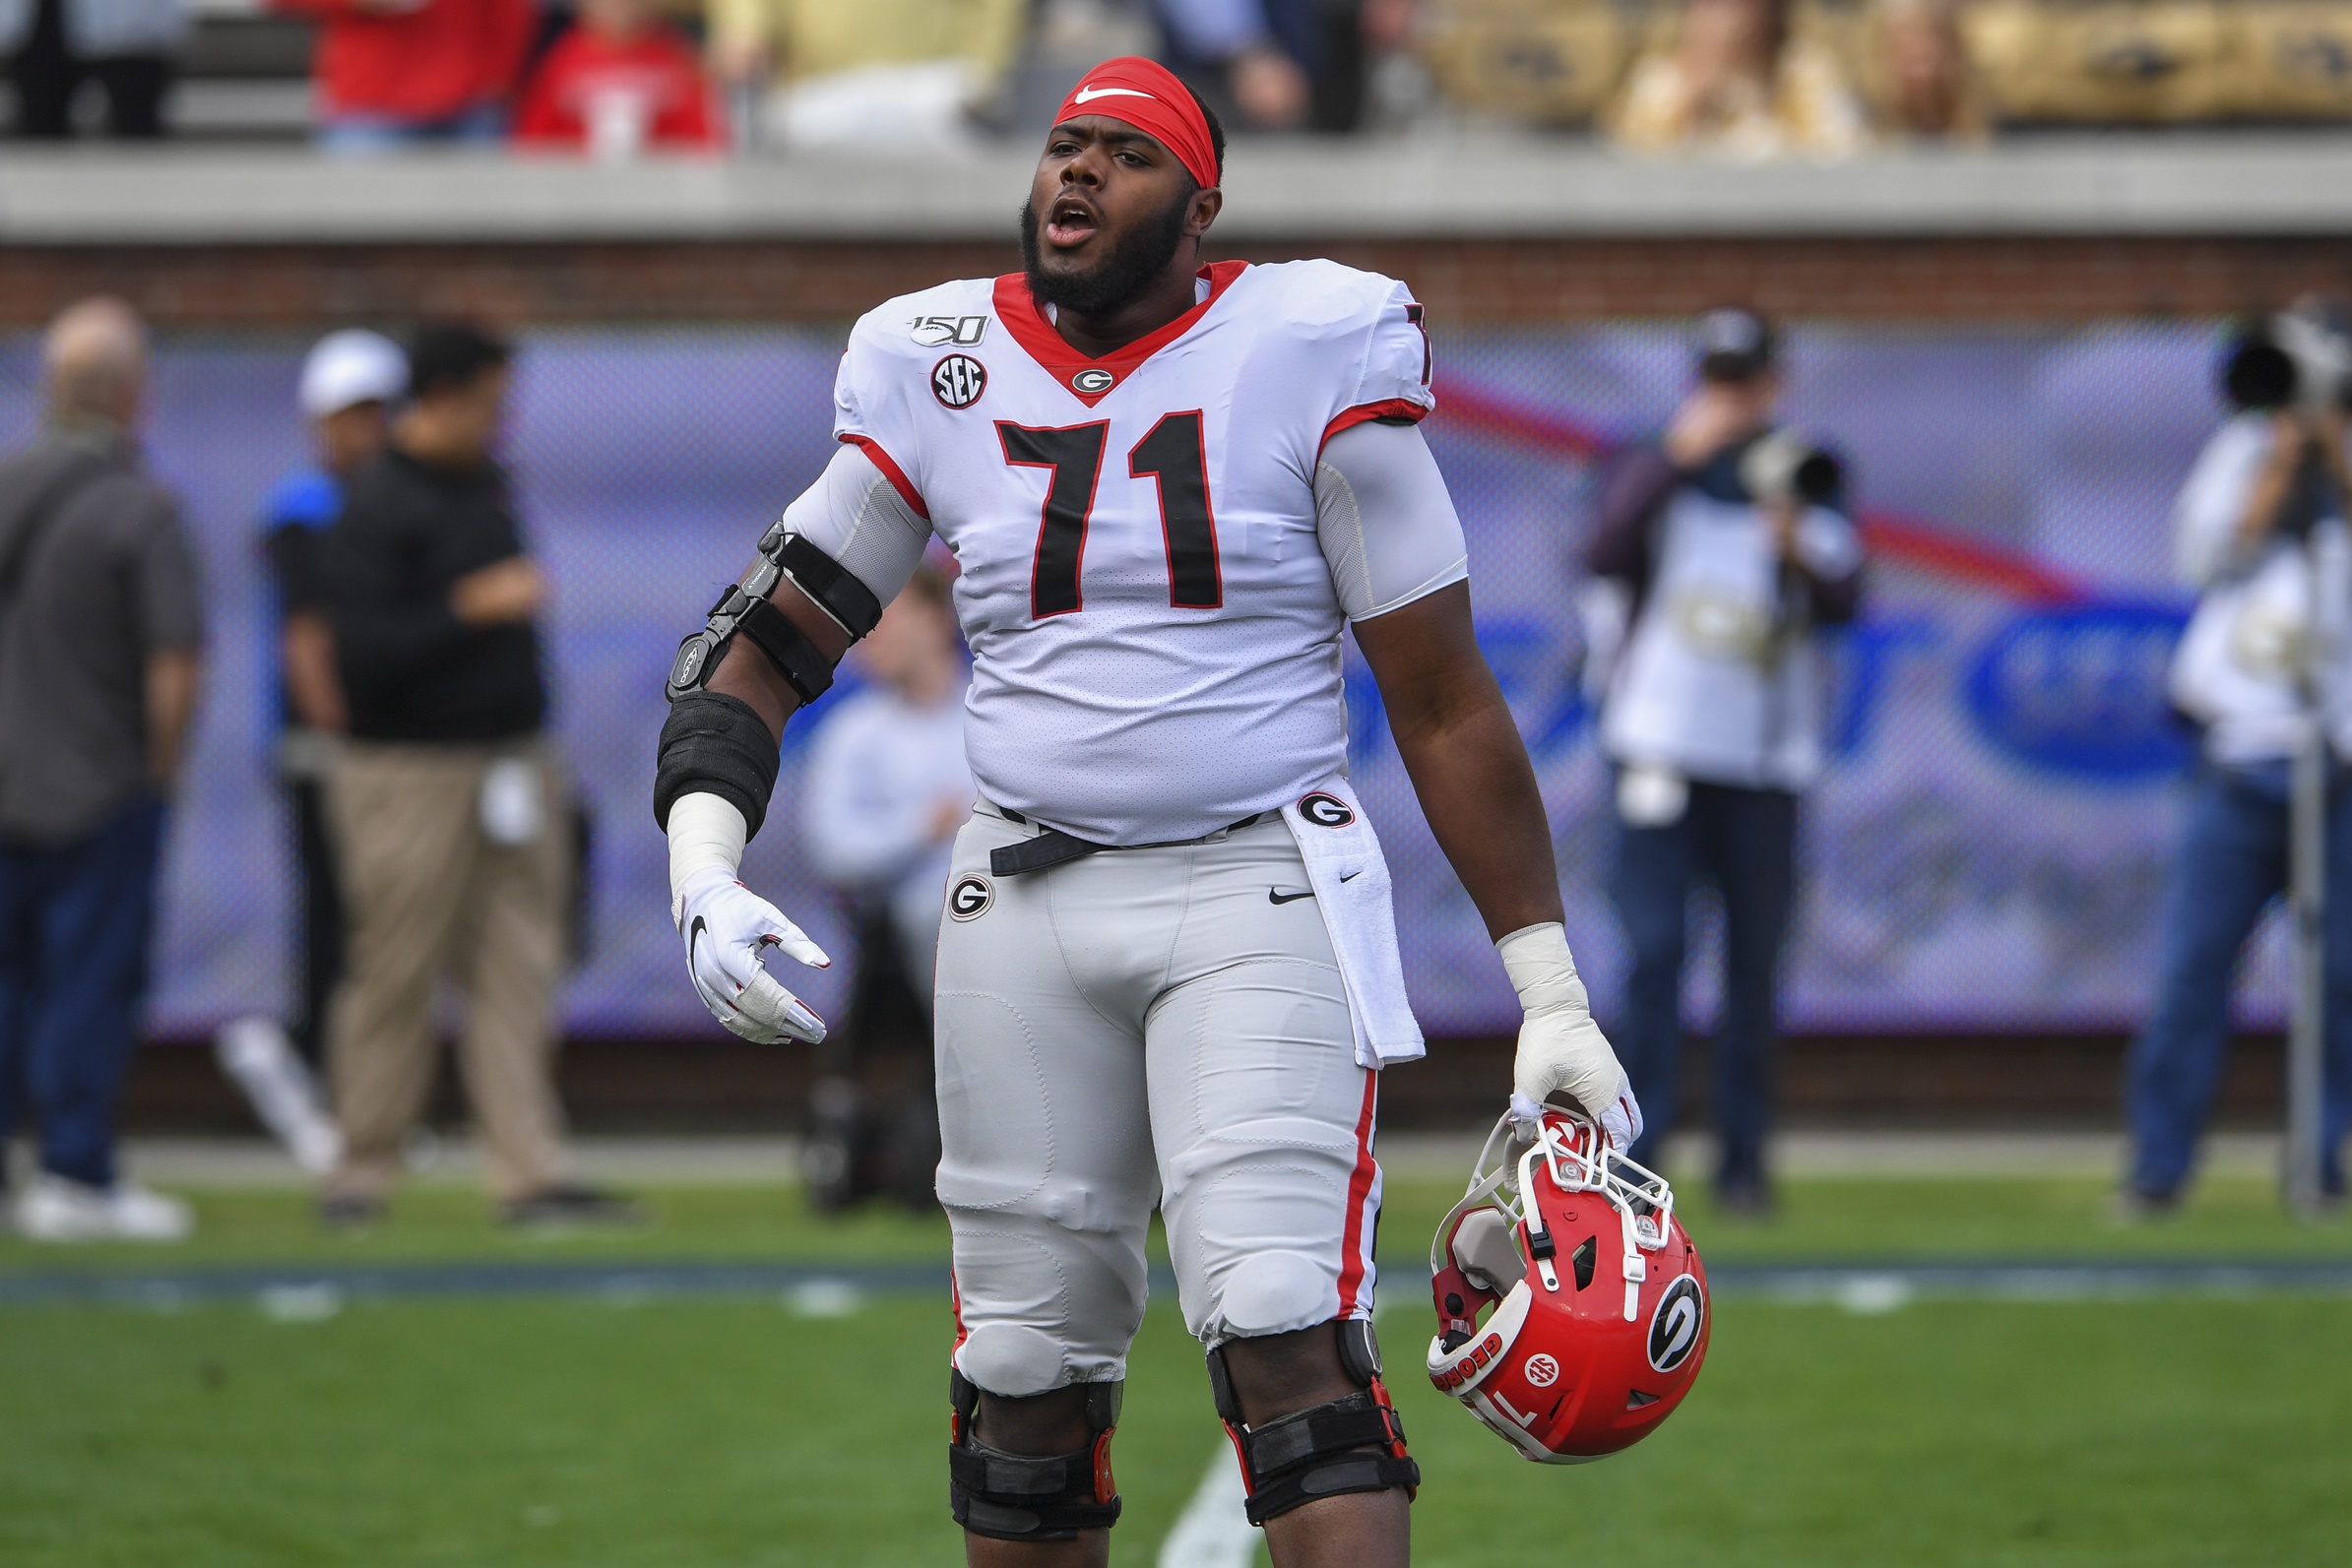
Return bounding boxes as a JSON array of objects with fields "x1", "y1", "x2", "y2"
[{"x1": 654, "y1": 56, "x2": 1639, "y2": 1568}]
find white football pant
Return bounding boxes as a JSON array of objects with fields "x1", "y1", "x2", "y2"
[{"x1": 935, "y1": 804, "x2": 1383, "y2": 1399}]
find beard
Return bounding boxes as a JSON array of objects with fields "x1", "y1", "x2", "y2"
[{"x1": 1019, "y1": 188, "x2": 1193, "y2": 316}]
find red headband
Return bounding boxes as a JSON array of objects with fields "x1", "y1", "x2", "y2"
[{"x1": 1052, "y1": 56, "x2": 1220, "y2": 190}]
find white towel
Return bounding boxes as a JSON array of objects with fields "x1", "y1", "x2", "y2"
[{"x1": 1281, "y1": 778, "x2": 1425, "y2": 1068}]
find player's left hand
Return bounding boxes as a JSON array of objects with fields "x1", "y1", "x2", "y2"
[
  {"x1": 672, "y1": 867, "x2": 831, "y2": 1044},
  {"x1": 1509, "y1": 1010, "x2": 1642, "y2": 1153},
  {"x1": 1497, "y1": 923, "x2": 1642, "y2": 1152}
]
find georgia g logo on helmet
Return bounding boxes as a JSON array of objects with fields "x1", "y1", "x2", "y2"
[{"x1": 1647, "y1": 1276, "x2": 1704, "y2": 1373}]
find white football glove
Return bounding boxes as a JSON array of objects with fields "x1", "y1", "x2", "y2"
[
  {"x1": 1498, "y1": 922, "x2": 1642, "y2": 1152},
  {"x1": 674, "y1": 867, "x2": 831, "y2": 1043},
  {"x1": 667, "y1": 792, "x2": 830, "y2": 1045}
]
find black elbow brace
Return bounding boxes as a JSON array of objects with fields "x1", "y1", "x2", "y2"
[
  {"x1": 654, "y1": 692, "x2": 779, "y2": 836},
  {"x1": 947, "y1": 1369, "x2": 1123, "y2": 1541},
  {"x1": 657, "y1": 533, "x2": 884, "y2": 834},
  {"x1": 664, "y1": 530, "x2": 882, "y2": 707},
  {"x1": 1206, "y1": 1320, "x2": 1419, "y2": 1527}
]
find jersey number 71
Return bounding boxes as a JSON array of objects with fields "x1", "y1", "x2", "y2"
[{"x1": 998, "y1": 412, "x2": 1221, "y2": 619}]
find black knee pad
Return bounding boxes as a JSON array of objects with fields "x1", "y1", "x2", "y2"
[
  {"x1": 1206, "y1": 1320, "x2": 1421, "y2": 1527},
  {"x1": 946, "y1": 1368, "x2": 1123, "y2": 1541}
]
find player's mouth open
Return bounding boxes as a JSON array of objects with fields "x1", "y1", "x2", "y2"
[{"x1": 1045, "y1": 197, "x2": 1100, "y2": 246}]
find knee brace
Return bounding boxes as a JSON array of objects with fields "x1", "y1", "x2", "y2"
[
  {"x1": 1205, "y1": 1319, "x2": 1420, "y2": 1527},
  {"x1": 947, "y1": 1368, "x2": 1123, "y2": 1541}
]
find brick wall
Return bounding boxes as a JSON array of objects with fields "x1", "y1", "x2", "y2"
[{"x1": 6, "y1": 234, "x2": 2351, "y2": 329}]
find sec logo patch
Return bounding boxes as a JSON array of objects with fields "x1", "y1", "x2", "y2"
[
  {"x1": 932, "y1": 354, "x2": 987, "y2": 409},
  {"x1": 1522, "y1": 1352, "x2": 1560, "y2": 1388},
  {"x1": 1298, "y1": 791, "x2": 1356, "y2": 829},
  {"x1": 947, "y1": 875, "x2": 993, "y2": 921},
  {"x1": 1070, "y1": 367, "x2": 1114, "y2": 395}
]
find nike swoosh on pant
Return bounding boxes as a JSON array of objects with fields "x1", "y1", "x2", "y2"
[{"x1": 1268, "y1": 888, "x2": 1315, "y2": 905}]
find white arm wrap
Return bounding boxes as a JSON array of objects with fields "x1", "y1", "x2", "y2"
[
  {"x1": 1496, "y1": 920, "x2": 1589, "y2": 1016},
  {"x1": 668, "y1": 790, "x2": 749, "y2": 921}
]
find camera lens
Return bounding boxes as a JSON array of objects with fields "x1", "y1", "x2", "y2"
[{"x1": 2224, "y1": 339, "x2": 2298, "y2": 410}]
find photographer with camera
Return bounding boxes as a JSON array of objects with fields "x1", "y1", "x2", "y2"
[
  {"x1": 1584, "y1": 308, "x2": 1863, "y2": 1213},
  {"x1": 2128, "y1": 299, "x2": 2352, "y2": 1215}
]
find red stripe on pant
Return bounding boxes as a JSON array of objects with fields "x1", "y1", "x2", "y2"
[{"x1": 1334, "y1": 1070, "x2": 1380, "y2": 1317}]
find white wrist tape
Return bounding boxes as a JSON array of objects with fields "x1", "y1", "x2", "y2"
[
  {"x1": 668, "y1": 791, "x2": 749, "y2": 923},
  {"x1": 1495, "y1": 921, "x2": 1589, "y2": 1018}
]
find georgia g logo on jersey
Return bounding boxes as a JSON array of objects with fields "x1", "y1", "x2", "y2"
[
  {"x1": 1298, "y1": 791, "x2": 1356, "y2": 829},
  {"x1": 932, "y1": 354, "x2": 987, "y2": 409},
  {"x1": 1647, "y1": 1276, "x2": 1704, "y2": 1372},
  {"x1": 947, "y1": 875, "x2": 993, "y2": 921}
]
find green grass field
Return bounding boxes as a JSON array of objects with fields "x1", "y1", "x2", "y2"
[{"x1": 3, "y1": 1170, "x2": 2348, "y2": 1567}]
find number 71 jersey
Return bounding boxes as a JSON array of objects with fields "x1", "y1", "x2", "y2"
[{"x1": 832, "y1": 259, "x2": 1436, "y2": 846}]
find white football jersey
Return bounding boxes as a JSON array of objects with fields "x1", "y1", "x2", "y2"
[{"x1": 828, "y1": 260, "x2": 1440, "y2": 845}]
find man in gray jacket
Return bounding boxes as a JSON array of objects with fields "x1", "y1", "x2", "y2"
[{"x1": 0, "y1": 296, "x2": 203, "y2": 1240}]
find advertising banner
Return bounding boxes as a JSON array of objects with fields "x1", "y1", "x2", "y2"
[{"x1": 0, "y1": 320, "x2": 2266, "y2": 1041}]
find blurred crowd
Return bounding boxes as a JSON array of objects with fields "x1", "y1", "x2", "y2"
[{"x1": 6, "y1": 0, "x2": 2352, "y2": 156}]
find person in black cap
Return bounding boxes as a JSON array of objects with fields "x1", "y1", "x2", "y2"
[{"x1": 1582, "y1": 307, "x2": 1866, "y2": 1213}]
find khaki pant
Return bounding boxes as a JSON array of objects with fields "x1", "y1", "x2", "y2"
[{"x1": 324, "y1": 740, "x2": 571, "y2": 1203}]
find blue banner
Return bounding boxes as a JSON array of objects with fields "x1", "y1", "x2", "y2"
[{"x1": 0, "y1": 320, "x2": 2274, "y2": 1041}]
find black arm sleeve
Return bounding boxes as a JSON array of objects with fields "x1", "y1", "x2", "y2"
[{"x1": 655, "y1": 691, "x2": 781, "y2": 837}]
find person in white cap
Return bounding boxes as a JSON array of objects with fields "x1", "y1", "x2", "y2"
[{"x1": 259, "y1": 332, "x2": 409, "y2": 1045}]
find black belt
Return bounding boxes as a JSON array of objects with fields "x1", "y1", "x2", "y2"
[{"x1": 988, "y1": 807, "x2": 1277, "y2": 877}]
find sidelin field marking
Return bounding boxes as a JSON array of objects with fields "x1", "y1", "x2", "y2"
[
  {"x1": 1156, "y1": 1445, "x2": 1258, "y2": 1568},
  {"x1": 3, "y1": 1258, "x2": 2351, "y2": 1312}
]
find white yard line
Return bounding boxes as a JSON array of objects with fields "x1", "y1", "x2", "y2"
[{"x1": 1156, "y1": 1445, "x2": 1260, "y2": 1568}]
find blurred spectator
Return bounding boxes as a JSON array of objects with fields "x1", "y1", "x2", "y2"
[
  {"x1": 264, "y1": 331, "x2": 407, "y2": 1061},
  {"x1": 1418, "y1": 0, "x2": 1635, "y2": 129},
  {"x1": 3, "y1": 0, "x2": 185, "y2": 138},
  {"x1": 1153, "y1": 0, "x2": 1313, "y2": 129},
  {"x1": 209, "y1": 333, "x2": 405, "y2": 1178},
  {"x1": 515, "y1": 0, "x2": 724, "y2": 156},
  {"x1": 1869, "y1": 0, "x2": 1983, "y2": 141},
  {"x1": 797, "y1": 569, "x2": 969, "y2": 1212},
  {"x1": 2128, "y1": 303, "x2": 2352, "y2": 1215},
  {"x1": 708, "y1": 0, "x2": 1026, "y2": 153},
  {"x1": 316, "y1": 322, "x2": 629, "y2": 1229},
  {"x1": 273, "y1": 0, "x2": 538, "y2": 153},
  {"x1": 1585, "y1": 309, "x2": 1864, "y2": 1213},
  {"x1": 1608, "y1": 0, "x2": 1865, "y2": 159},
  {"x1": 803, "y1": 569, "x2": 971, "y2": 1015},
  {"x1": 0, "y1": 297, "x2": 201, "y2": 1242}
]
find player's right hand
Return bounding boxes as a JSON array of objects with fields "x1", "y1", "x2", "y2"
[{"x1": 672, "y1": 866, "x2": 831, "y2": 1044}]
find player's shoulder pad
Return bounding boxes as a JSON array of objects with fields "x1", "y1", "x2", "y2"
[
  {"x1": 1237, "y1": 261, "x2": 1433, "y2": 428},
  {"x1": 1233, "y1": 259, "x2": 1422, "y2": 342},
  {"x1": 844, "y1": 278, "x2": 1004, "y2": 367},
  {"x1": 837, "y1": 278, "x2": 1000, "y2": 444}
]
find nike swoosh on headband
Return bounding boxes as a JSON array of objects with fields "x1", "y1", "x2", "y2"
[{"x1": 1074, "y1": 86, "x2": 1155, "y2": 102}]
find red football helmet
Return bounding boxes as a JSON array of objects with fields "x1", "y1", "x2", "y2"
[{"x1": 1425, "y1": 1109, "x2": 1709, "y2": 1462}]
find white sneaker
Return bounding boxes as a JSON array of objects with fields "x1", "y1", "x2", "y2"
[
  {"x1": 102, "y1": 1181, "x2": 194, "y2": 1241},
  {"x1": 12, "y1": 1174, "x2": 193, "y2": 1243}
]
